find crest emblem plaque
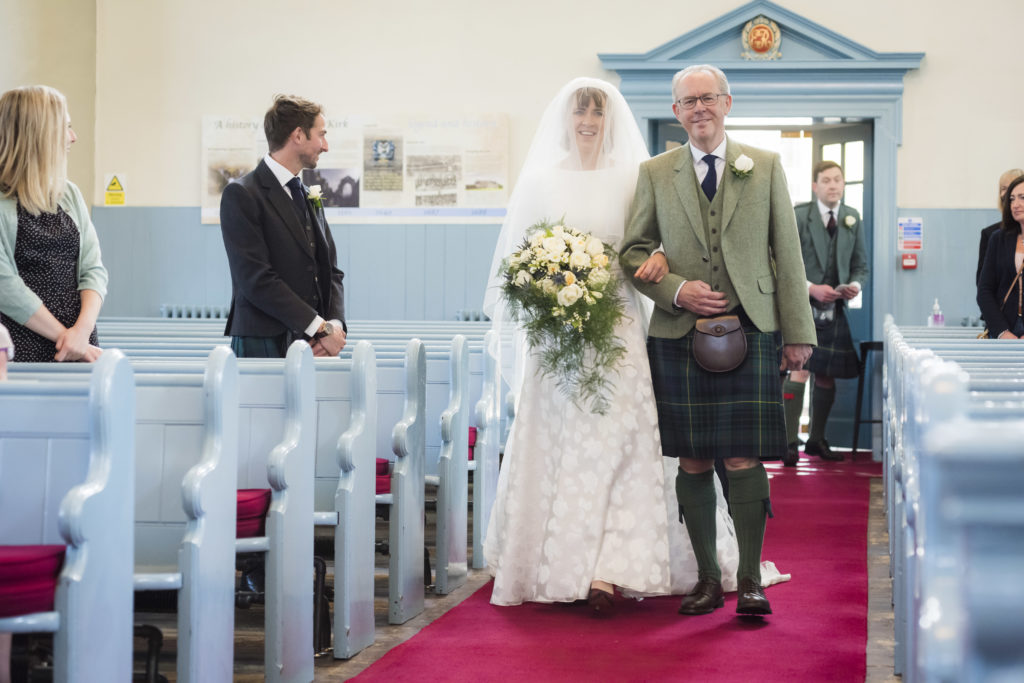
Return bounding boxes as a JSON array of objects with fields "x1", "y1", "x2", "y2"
[{"x1": 741, "y1": 15, "x2": 782, "y2": 61}]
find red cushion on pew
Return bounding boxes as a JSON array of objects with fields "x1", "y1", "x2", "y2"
[
  {"x1": 375, "y1": 458, "x2": 390, "y2": 476},
  {"x1": 0, "y1": 545, "x2": 66, "y2": 618},
  {"x1": 236, "y1": 488, "x2": 272, "y2": 538},
  {"x1": 376, "y1": 458, "x2": 391, "y2": 495},
  {"x1": 468, "y1": 426, "x2": 476, "y2": 461}
]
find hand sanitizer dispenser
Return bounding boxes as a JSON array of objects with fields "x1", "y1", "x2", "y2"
[{"x1": 928, "y1": 298, "x2": 945, "y2": 327}]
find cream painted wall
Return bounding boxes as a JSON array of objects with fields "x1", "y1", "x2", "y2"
[
  {"x1": 0, "y1": 0, "x2": 97, "y2": 199},
  {"x1": 92, "y1": 0, "x2": 1023, "y2": 208}
]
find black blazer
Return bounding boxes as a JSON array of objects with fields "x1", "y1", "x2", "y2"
[
  {"x1": 977, "y1": 227, "x2": 1022, "y2": 337},
  {"x1": 976, "y1": 221, "x2": 1001, "y2": 285},
  {"x1": 220, "y1": 160, "x2": 345, "y2": 338}
]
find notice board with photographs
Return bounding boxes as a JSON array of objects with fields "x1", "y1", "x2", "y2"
[{"x1": 201, "y1": 114, "x2": 508, "y2": 224}]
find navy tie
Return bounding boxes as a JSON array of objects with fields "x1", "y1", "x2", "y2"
[
  {"x1": 701, "y1": 154, "x2": 717, "y2": 201},
  {"x1": 286, "y1": 176, "x2": 308, "y2": 223}
]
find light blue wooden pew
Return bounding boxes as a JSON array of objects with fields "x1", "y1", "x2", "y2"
[
  {"x1": 0, "y1": 351, "x2": 135, "y2": 682},
  {"x1": 381, "y1": 339, "x2": 426, "y2": 623},
  {"x1": 883, "y1": 320, "x2": 1024, "y2": 679},
  {"x1": 909, "y1": 360, "x2": 1024, "y2": 682},
  {"x1": 11, "y1": 348, "x2": 241, "y2": 682}
]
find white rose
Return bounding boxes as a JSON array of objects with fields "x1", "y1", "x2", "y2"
[
  {"x1": 307, "y1": 185, "x2": 323, "y2": 200},
  {"x1": 541, "y1": 279, "x2": 558, "y2": 295},
  {"x1": 542, "y1": 236, "x2": 566, "y2": 255},
  {"x1": 552, "y1": 224, "x2": 565, "y2": 237},
  {"x1": 844, "y1": 215, "x2": 856, "y2": 227},
  {"x1": 513, "y1": 270, "x2": 531, "y2": 287},
  {"x1": 592, "y1": 253, "x2": 609, "y2": 268},
  {"x1": 733, "y1": 154, "x2": 754, "y2": 172},
  {"x1": 563, "y1": 271, "x2": 576, "y2": 286},
  {"x1": 570, "y1": 237, "x2": 587, "y2": 253},
  {"x1": 585, "y1": 237, "x2": 605, "y2": 256},
  {"x1": 569, "y1": 251, "x2": 591, "y2": 269},
  {"x1": 530, "y1": 233, "x2": 544, "y2": 248},
  {"x1": 556, "y1": 283, "x2": 583, "y2": 307}
]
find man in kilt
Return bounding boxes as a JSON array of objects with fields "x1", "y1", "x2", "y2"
[
  {"x1": 621, "y1": 64, "x2": 815, "y2": 617},
  {"x1": 784, "y1": 161, "x2": 869, "y2": 465}
]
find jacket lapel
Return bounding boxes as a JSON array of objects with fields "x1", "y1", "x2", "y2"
[
  {"x1": 719, "y1": 139, "x2": 746, "y2": 233},
  {"x1": 807, "y1": 203, "x2": 830, "y2": 272},
  {"x1": 255, "y1": 161, "x2": 314, "y2": 257},
  {"x1": 672, "y1": 145, "x2": 708, "y2": 252}
]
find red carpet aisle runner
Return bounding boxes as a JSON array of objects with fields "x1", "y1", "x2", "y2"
[{"x1": 355, "y1": 457, "x2": 882, "y2": 683}]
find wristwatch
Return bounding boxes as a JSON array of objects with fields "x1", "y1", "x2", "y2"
[{"x1": 312, "y1": 320, "x2": 334, "y2": 340}]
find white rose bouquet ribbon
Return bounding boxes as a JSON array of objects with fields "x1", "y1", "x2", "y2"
[{"x1": 498, "y1": 218, "x2": 626, "y2": 414}]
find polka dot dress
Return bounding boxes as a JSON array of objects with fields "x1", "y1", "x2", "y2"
[{"x1": 0, "y1": 205, "x2": 98, "y2": 362}]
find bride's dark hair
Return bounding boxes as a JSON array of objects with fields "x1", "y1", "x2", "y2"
[{"x1": 573, "y1": 87, "x2": 606, "y2": 111}]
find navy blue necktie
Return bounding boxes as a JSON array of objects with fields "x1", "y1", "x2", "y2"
[
  {"x1": 701, "y1": 154, "x2": 717, "y2": 201},
  {"x1": 286, "y1": 176, "x2": 308, "y2": 223}
]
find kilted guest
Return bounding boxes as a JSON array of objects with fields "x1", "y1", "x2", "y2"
[
  {"x1": 0, "y1": 85, "x2": 107, "y2": 363},
  {"x1": 620, "y1": 64, "x2": 815, "y2": 618},
  {"x1": 784, "y1": 161, "x2": 869, "y2": 465}
]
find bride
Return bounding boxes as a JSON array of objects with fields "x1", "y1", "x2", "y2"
[{"x1": 483, "y1": 78, "x2": 785, "y2": 612}]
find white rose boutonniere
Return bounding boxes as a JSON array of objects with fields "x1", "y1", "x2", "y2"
[
  {"x1": 307, "y1": 185, "x2": 324, "y2": 210},
  {"x1": 730, "y1": 154, "x2": 754, "y2": 179},
  {"x1": 844, "y1": 215, "x2": 857, "y2": 229}
]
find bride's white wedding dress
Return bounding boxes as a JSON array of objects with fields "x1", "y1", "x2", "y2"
[{"x1": 483, "y1": 168, "x2": 786, "y2": 606}]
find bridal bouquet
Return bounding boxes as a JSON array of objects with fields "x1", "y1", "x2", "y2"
[{"x1": 499, "y1": 219, "x2": 626, "y2": 414}]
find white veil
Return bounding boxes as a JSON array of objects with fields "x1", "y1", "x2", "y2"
[{"x1": 482, "y1": 77, "x2": 652, "y2": 401}]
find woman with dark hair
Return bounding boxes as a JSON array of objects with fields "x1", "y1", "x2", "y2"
[
  {"x1": 0, "y1": 85, "x2": 107, "y2": 362},
  {"x1": 978, "y1": 175, "x2": 1024, "y2": 339}
]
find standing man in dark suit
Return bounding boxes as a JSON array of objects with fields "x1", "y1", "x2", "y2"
[
  {"x1": 977, "y1": 168, "x2": 1024, "y2": 285},
  {"x1": 221, "y1": 95, "x2": 347, "y2": 359},
  {"x1": 784, "y1": 161, "x2": 868, "y2": 465},
  {"x1": 621, "y1": 64, "x2": 815, "y2": 617}
]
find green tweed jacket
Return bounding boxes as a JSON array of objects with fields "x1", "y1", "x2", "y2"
[
  {"x1": 620, "y1": 138, "x2": 816, "y2": 346},
  {"x1": 793, "y1": 201, "x2": 869, "y2": 290}
]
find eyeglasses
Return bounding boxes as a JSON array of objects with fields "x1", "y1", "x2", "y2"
[{"x1": 675, "y1": 93, "x2": 726, "y2": 109}]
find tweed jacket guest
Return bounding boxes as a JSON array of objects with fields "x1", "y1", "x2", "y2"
[
  {"x1": 794, "y1": 200, "x2": 869, "y2": 292},
  {"x1": 621, "y1": 138, "x2": 816, "y2": 347}
]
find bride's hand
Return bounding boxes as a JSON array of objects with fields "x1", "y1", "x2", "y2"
[{"x1": 634, "y1": 252, "x2": 669, "y2": 283}]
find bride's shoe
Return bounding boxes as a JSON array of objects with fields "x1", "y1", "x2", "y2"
[{"x1": 587, "y1": 587, "x2": 615, "y2": 615}]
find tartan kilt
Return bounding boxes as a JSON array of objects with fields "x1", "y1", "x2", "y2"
[
  {"x1": 647, "y1": 327, "x2": 787, "y2": 461},
  {"x1": 807, "y1": 304, "x2": 860, "y2": 379}
]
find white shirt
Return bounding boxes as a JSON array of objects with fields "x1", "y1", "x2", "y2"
[
  {"x1": 263, "y1": 154, "x2": 326, "y2": 337},
  {"x1": 689, "y1": 138, "x2": 728, "y2": 192}
]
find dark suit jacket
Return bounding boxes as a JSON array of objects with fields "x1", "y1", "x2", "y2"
[
  {"x1": 977, "y1": 222, "x2": 1001, "y2": 285},
  {"x1": 794, "y1": 201, "x2": 869, "y2": 289},
  {"x1": 977, "y1": 227, "x2": 1023, "y2": 337},
  {"x1": 220, "y1": 160, "x2": 345, "y2": 339}
]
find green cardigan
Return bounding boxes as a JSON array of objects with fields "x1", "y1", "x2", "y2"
[{"x1": 0, "y1": 181, "x2": 108, "y2": 324}]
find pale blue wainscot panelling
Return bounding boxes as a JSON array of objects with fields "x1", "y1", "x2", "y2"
[{"x1": 92, "y1": 207, "x2": 501, "y2": 321}]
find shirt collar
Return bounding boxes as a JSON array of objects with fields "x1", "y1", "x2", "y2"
[
  {"x1": 264, "y1": 154, "x2": 300, "y2": 189},
  {"x1": 689, "y1": 137, "x2": 728, "y2": 164},
  {"x1": 816, "y1": 198, "x2": 840, "y2": 218}
]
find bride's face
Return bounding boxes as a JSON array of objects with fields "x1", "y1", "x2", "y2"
[{"x1": 572, "y1": 98, "x2": 605, "y2": 156}]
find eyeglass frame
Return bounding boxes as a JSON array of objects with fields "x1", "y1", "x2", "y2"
[{"x1": 674, "y1": 93, "x2": 728, "y2": 110}]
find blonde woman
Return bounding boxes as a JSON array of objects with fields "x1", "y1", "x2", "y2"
[{"x1": 0, "y1": 85, "x2": 106, "y2": 362}]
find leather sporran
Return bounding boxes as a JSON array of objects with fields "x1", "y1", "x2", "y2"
[
  {"x1": 693, "y1": 315, "x2": 747, "y2": 373},
  {"x1": 809, "y1": 298, "x2": 836, "y2": 329}
]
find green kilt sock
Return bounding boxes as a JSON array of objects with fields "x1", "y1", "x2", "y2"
[
  {"x1": 809, "y1": 383, "x2": 836, "y2": 443},
  {"x1": 727, "y1": 464, "x2": 772, "y2": 583},
  {"x1": 675, "y1": 468, "x2": 721, "y2": 583},
  {"x1": 783, "y1": 379, "x2": 805, "y2": 445}
]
